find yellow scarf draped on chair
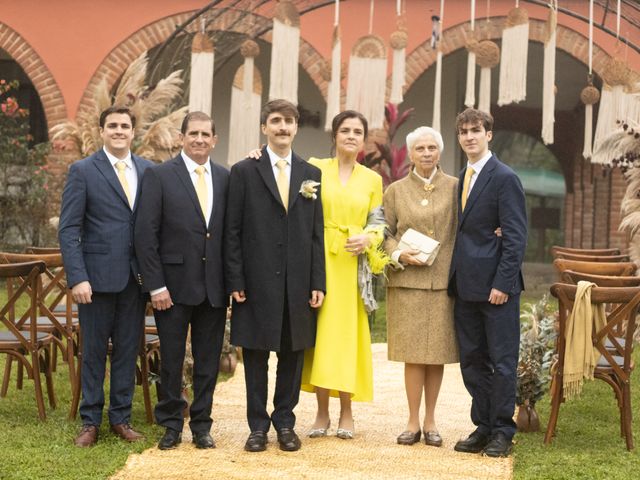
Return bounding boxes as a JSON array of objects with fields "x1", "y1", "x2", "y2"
[{"x1": 563, "y1": 281, "x2": 607, "y2": 400}]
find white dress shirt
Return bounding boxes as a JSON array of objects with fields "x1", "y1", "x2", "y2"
[
  {"x1": 181, "y1": 150, "x2": 214, "y2": 227},
  {"x1": 465, "y1": 150, "x2": 493, "y2": 199},
  {"x1": 267, "y1": 145, "x2": 292, "y2": 184},
  {"x1": 104, "y1": 147, "x2": 137, "y2": 208}
]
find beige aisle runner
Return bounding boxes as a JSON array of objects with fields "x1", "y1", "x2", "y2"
[{"x1": 111, "y1": 344, "x2": 512, "y2": 480}]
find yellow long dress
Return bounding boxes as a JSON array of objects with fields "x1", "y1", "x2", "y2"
[{"x1": 301, "y1": 157, "x2": 384, "y2": 401}]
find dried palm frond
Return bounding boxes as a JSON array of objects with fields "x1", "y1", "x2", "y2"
[
  {"x1": 134, "y1": 70, "x2": 184, "y2": 129},
  {"x1": 136, "y1": 106, "x2": 187, "y2": 161},
  {"x1": 113, "y1": 53, "x2": 148, "y2": 107},
  {"x1": 599, "y1": 120, "x2": 640, "y2": 264},
  {"x1": 49, "y1": 52, "x2": 186, "y2": 162}
]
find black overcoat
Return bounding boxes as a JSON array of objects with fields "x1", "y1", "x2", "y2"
[{"x1": 224, "y1": 148, "x2": 325, "y2": 351}]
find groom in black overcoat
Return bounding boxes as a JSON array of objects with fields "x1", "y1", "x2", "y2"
[{"x1": 224, "y1": 99, "x2": 325, "y2": 452}]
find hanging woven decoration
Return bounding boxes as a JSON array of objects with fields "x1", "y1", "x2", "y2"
[
  {"x1": 228, "y1": 40, "x2": 262, "y2": 166},
  {"x1": 581, "y1": 82, "x2": 600, "y2": 159},
  {"x1": 475, "y1": 39, "x2": 500, "y2": 114},
  {"x1": 541, "y1": 1, "x2": 557, "y2": 145},
  {"x1": 268, "y1": 0, "x2": 300, "y2": 104},
  {"x1": 346, "y1": 1, "x2": 387, "y2": 129},
  {"x1": 389, "y1": 29, "x2": 407, "y2": 105},
  {"x1": 431, "y1": 0, "x2": 445, "y2": 132},
  {"x1": 592, "y1": 1, "x2": 640, "y2": 159},
  {"x1": 464, "y1": 0, "x2": 477, "y2": 108},
  {"x1": 581, "y1": 0, "x2": 598, "y2": 160},
  {"x1": 324, "y1": 0, "x2": 341, "y2": 131},
  {"x1": 592, "y1": 57, "x2": 636, "y2": 161},
  {"x1": 497, "y1": 3, "x2": 529, "y2": 106},
  {"x1": 188, "y1": 30, "x2": 214, "y2": 114}
]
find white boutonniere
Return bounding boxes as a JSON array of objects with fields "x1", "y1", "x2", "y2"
[{"x1": 299, "y1": 180, "x2": 320, "y2": 200}]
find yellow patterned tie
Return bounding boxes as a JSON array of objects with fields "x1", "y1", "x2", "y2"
[
  {"x1": 461, "y1": 166, "x2": 475, "y2": 211},
  {"x1": 276, "y1": 159, "x2": 289, "y2": 212},
  {"x1": 195, "y1": 165, "x2": 208, "y2": 218},
  {"x1": 115, "y1": 160, "x2": 133, "y2": 208}
]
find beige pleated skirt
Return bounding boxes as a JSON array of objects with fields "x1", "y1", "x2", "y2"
[{"x1": 386, "y1": 287, "x2": 459, "y2": 364}]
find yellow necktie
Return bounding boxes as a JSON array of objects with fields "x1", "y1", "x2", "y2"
[
  {"x1": 115, "y1": 160, "x2": 133, "y2": 208},
  {"x1": 461, "y1": 166, "x2": 475, "y2": 211},
  {"x1": 276, "y1": 159, "x2": 289, "y2": 211},
  {"x1": 195, "y1": 165, "x2": 208, "y2": 218}
]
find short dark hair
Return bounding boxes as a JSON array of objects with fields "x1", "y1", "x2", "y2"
[
  {"x1": 331, "y1": 110, "x2": 369, "y2": 141},
  {"x1": 99, "y1": 106, "x2": 136, "y2": 129},
  {"x1": 455, "y1": 108, "x2": 493, "y2": 134},
  {"x1": 181, "y1": 111, "x2": 215, "y2": 135},
  {"x1": 260, "y1": 99, "x2": 299, "y2": 125}
]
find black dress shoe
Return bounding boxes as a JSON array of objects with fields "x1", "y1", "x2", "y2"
[
  {"x1": 454, "y1": 430, "x2": 489, "y2": 454},
  {"x1": 396, "y1": 430, "x2": 421, "y2": 445},
  {"x1": 158, "y1": 428, "x2": 182, "y2": 450},
  {"x1": 193, "y1": 431, "x2": 215, "y2": 449},
  {"x1": 244, "y1": 431, "x2": 268, "y2": 452},
  {"x1": 277, "y1": 428, "x2": 301, "y2": 452},
  {"x1": 482, "y1": 432, "x2": 513, "y2": 457}
]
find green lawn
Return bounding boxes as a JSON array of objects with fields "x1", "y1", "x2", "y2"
[{"x1": 3, "y1": 287, "x2": 640, "y2": 479}]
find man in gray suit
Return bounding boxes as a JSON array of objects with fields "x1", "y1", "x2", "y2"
[{"x1": 59, "y1": 106, "x2": 153, "y2": 447}]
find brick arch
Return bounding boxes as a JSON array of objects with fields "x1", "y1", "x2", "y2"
[
  {"x1": 0, "y1": 21, "x2": 67, "y2": 129},
  {"x1": 403, "y1": 18, "x2": 617, "y2": 94},
  {"x1": 77, "y1": 9, "x2": 328, "y2": 118}
]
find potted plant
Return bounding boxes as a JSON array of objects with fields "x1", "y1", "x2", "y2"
[{"x1": 516, "y1": 294, "x2": 557, "y2": 432}]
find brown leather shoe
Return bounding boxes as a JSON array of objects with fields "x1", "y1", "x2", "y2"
[
  {"x1": 74, "y1": 425, "x2": 98, "y2": 447},
  {"x1": 111, "y1": 423, "x2": 144, "y2": 442}
]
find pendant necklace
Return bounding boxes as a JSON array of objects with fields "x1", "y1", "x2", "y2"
[{"x1": 421, "y1": 183, "x2": 435, "y2": 206}]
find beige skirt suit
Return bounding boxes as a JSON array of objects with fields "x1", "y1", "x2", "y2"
[{"x1": 383, "y1": 168, "x2": 459, "y2": 364}]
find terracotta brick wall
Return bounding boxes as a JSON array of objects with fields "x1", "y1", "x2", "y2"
[{"x1": 0, "y1": 21, "x2": 67, "y2": 128}]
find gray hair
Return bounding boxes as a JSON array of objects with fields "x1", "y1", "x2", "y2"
[{"x1": 405, "y1": 126, "x2": 444, "y2": 153}]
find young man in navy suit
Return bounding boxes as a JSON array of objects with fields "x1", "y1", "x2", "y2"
[
  {"x1": 448, "y1": 108, "x2": 527, "y2": 457},
  {"x1": 59, "y1": 106, "x2": 153, "y2": 447}
]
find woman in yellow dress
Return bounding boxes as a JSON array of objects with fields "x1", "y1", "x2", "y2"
[{"x1": 301, "y1": 110, "x2": 388, "y2": 439}]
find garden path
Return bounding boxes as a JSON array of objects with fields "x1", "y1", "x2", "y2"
[{"x1": 111, "y1": 344, "x2": 512, "y2": 480}]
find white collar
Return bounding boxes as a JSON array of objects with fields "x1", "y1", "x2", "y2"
[
  {"x1": 467, "y1": 150, "x2": 493, "y2": 172},
  {"x1": 412, "y1": 167, "x2": 438, "y2": 184},
  {"x1": 104, "y1": 147, "x2": 132, "y2": 168},
  {"x1": 181, "y1": 150, "x2": 210, "y2": 173},
  {"x1": 267, "y1": 146, "x2": 292, "y2": 167}
]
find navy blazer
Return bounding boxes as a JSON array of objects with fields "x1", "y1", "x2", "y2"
[
  {"x1": 448, "y1": 154, "x2": 527, "y2": 302},
  {"x1": 58, "y1": 149, "x2": 154, "y2": 292},
  {"x1": 134, "y1": 155, "x2": 229, "y2": 308}
]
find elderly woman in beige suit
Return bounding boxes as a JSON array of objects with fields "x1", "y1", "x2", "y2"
[{"x1": 383, "y1": 126, "x2": 458, "y2": 447}]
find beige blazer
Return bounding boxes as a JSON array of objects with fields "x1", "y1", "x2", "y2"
[{"x1": 383, "y1": 168, "x2": 458, "y2": 290}]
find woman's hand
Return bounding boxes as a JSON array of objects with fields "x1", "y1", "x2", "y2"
[
  {"x1": 345, "y1": 233, "x2": 371, "y2": 256},
  {"x1": 399, "y1": 249, "x2": 426, "y2": 266},
  {"x1": 495, "y1": 227, "x2": 502, "y2": 237},
  {"x1": 247, "y1": 148, "x2": 262, "y2": 160}
]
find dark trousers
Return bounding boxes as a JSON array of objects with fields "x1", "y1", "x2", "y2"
[
  {"x1": 454, "y1": 294, "x2": 520, "y2": 441},
  {"x1": 154, "y1": 301, "x2": 226, "y2": 433},
  {"x1": 243, "y1": 304, "x2": 304, "y2": 433},
  {"x1": 78, "y1": 275, "x2": 145, "y2": 426}
]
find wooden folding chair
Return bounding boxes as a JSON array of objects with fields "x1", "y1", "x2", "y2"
[
  {"x1": 0, "y1": 261, "x2": 56, "y2": 419},
  {"x1": 551, "y1": 246, "x2": 621, "y2": 258},
  {"x1": 546, "y1": 283, "x2": 640, "y2": 450},
  {"x1": 554, "y1": 252, "x2": 630, "y2": 263},
  {"x1": 0, "y1": 252, "x2": 80, "y2": 416},
  {"x1": 561, "y1": 270, "x2": 640, "y2": 288},
  {"x1": 553, "y1": 259, "x2": 637, "y2": 278}
]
